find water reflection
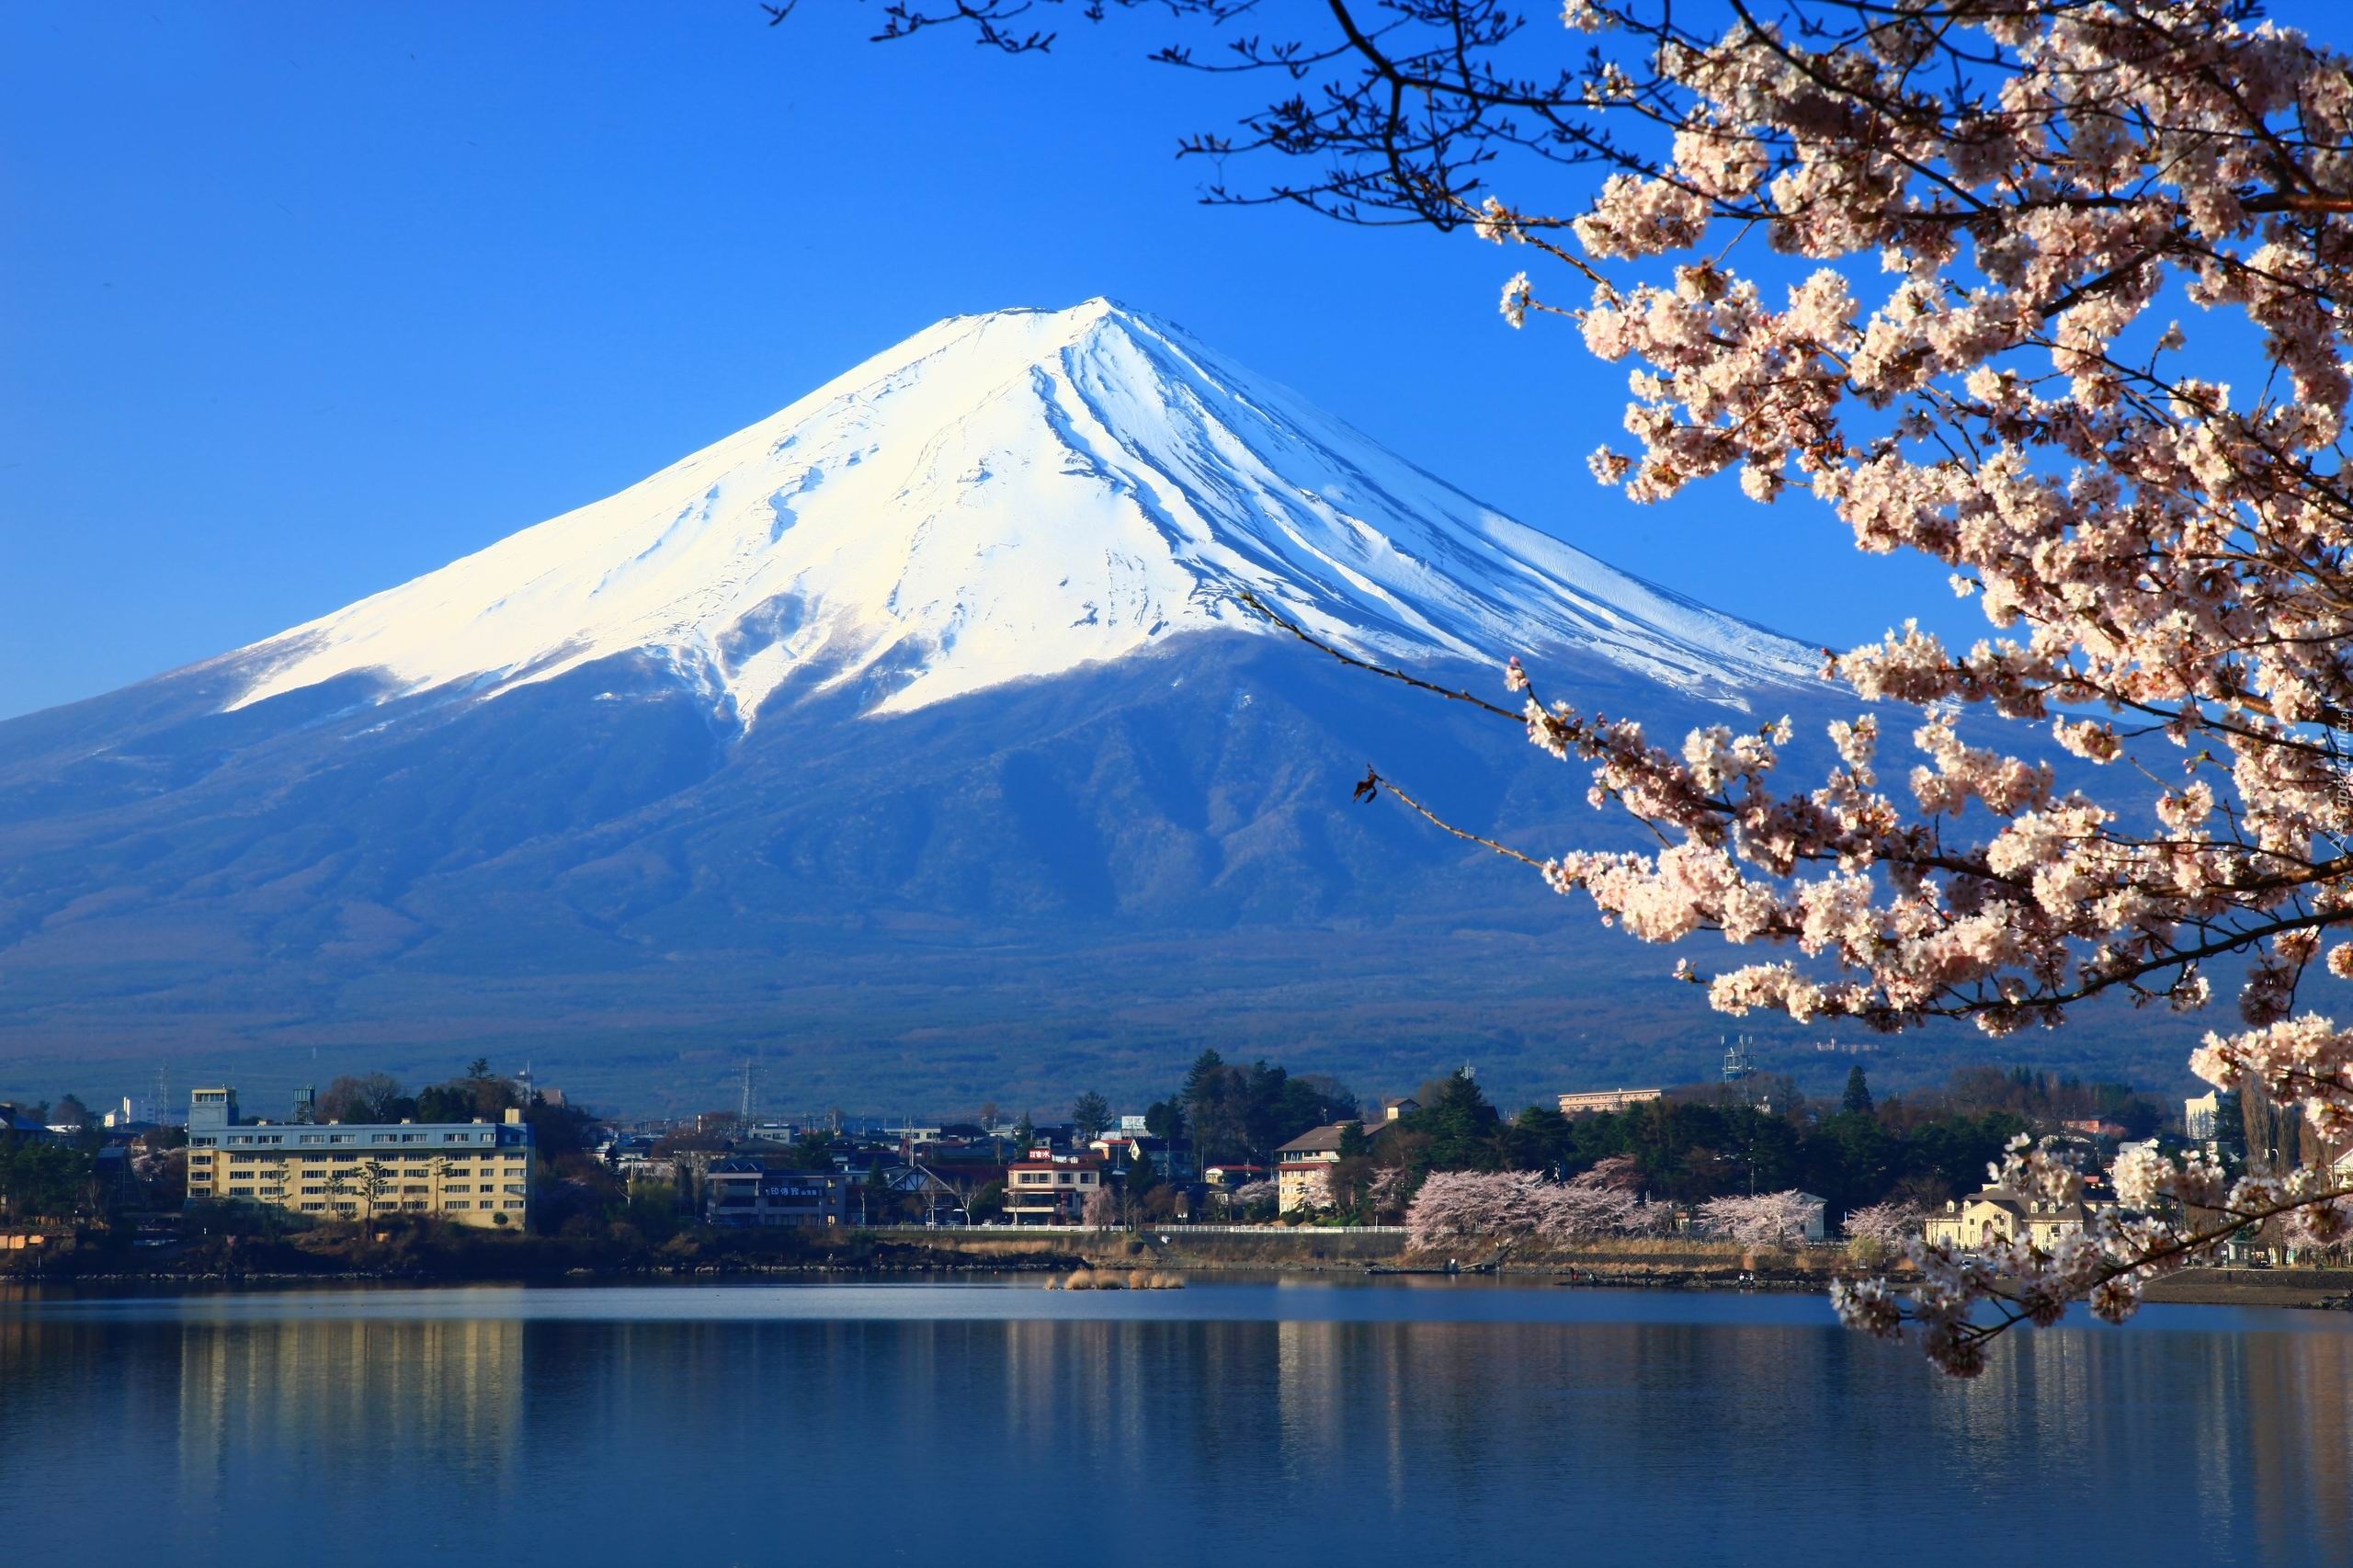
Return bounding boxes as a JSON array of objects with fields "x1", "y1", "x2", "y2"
[{"x1": 2, "y1": 1287, "x2": 2348, "y2": 1567}]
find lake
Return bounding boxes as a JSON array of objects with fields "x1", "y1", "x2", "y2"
[{"x1": 3, "y1": 1277, "x2": 2348, "y2": 1567}]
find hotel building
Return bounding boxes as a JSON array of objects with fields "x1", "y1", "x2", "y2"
[{"x1": 183, "y1": 1086, "x2": 532, "y2": 1227}]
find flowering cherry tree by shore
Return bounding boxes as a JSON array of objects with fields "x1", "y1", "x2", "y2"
[
  {"x1": 859, "y1": 0, "x2": 2353, "y2": 1371},
  {"x1": 1405, "y1": 1162, "x2": 1665, "y2": 1253},
  {"x1": 1421, "y1": 0, "x2": 2353, "y2": 1375},
  {"x1": 1697, "y1": 1190, "x2": 1824, "y2": 1248},
  {"x1": 1221, "y1": 1178, "x2": 1278, "y2": 1217},
  {"x1": 1842, "y1": 1199, "x2": 1927, "y2": 1253}
]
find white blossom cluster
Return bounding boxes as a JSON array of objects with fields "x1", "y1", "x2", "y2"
[{"x1": 1459, "y1": 0, "x2": 2353, "y2": 1371}]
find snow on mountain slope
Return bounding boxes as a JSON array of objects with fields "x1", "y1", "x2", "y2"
[{"x1": 227, "y1": 299, "x2": 1816, "y2": 725}]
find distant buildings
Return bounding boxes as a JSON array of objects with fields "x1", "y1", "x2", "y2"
[
  {"x1": 183, "y1": 1086, "x2": 532, "y2": 1227},
  {"x1": 102, "y1": 1096, "x2": 153, "y2": 1130},
  {"x1": 1557, "y1": 1088, "x2": 1664, "y2": 1117},
  {"x1": 2185, "y1": 1092, "x2": 2222, "y2": 1142}
]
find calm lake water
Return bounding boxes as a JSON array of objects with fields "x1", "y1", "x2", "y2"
[{"x1": 4, "y1": 1277, "x2": 2349, "y2": 1567}]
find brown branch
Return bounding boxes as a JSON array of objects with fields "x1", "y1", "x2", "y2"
[
  {"x1": 1231, "y1": 589, "x2": 1528, "y2": 722},
  {"x1": 1355, "y1": 767, "x2": 1550, "y2": 869}
]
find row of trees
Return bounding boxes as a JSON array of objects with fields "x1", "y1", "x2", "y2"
[
  {"x1": 0, "y1": 1135, "x2": 102, "y2": 1222},
  {"x1": 317, "y1": 1060, "x2": 521, "y2": 1128},
  {"x1": 1400, "y1": 1165, "x2": 1840, "y2": 1255},
  {"x1": 1292, "y1": 1064, "x2": 2147, "y2": 1231},
  {"x1": 1124, "y1": 1050, "x2": 1363, "y2": 1167}
]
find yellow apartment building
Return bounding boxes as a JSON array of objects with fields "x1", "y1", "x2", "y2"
[{"x1": 183, "y1": 1087, "x2": 532, "y2": 1227}]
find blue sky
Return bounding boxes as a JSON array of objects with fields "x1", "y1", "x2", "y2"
[{"x1": 0, "y1": 2, "x2": 2187, "y2": 719}]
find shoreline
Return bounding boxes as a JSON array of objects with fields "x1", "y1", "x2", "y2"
[{"x1": 7, "y1": 1237, "x2": 2352, "y2": 1312}]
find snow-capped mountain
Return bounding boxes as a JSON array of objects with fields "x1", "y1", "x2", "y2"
[
  {"x1": 0, "y1": 301, "x2": 1845, "y2": 1112},
  {"x1": 227, "y1": 299, "x2": 1813, "y2": 723}
]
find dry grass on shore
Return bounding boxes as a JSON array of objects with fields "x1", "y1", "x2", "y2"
[{"x1": 1049, "y1": 1267, "x2": 1186, "y2": 1291}]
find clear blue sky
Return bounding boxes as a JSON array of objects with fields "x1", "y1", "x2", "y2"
[{"x1": 0, "y1": 1, "x2": 2155, "y2": 719}]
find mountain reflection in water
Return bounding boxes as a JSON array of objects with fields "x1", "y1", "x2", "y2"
[{"x1": 2, "y1": 1280, "x2": 2347, "y2": 1567}]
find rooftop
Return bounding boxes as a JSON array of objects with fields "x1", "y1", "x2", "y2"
[{"x1": 1276, "y1": 1120, "x2": 1388, "y2": 1156}]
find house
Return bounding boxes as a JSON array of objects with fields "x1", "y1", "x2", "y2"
[
  {"x1": 1379, "y1": 1097, "x2": 1419, "y2": 1122},
  {"x1": 1003, "y1": 1149, "x2": 1104, "y2": 1224},
  {"x1": 1924, "y1": 1185, "x2": 2087, "y2": 1250},
  {"x1": 1202, "y1": 1162, "x2": 1267, "y2": 1190},
  {"x1": 1275, "y1": 1120, "x2": 1390, "y2": 1214},
  {"x1": 743, "y1": 1122, "x2": 803, "y2": 1144},
  {"x1": 702, "y1": 1160, "x2": 851, "y2": 1227},
  {"x1": 1086, "y1": 1133, "x2": 1192, "y2": 1181},
  {"x1": 623, "y1": 1158, "x2": 683, "y2": 1194},
  {"x1": 1557, "y1": 1088, "x2": 1665, "y2": 1117},
  {"x1": 1789, "y1": 1192, "x2": 1828, "y2": 1243},
  {"x1": 0, "y1": 1105, "x2": 54, "y2": 1142}
]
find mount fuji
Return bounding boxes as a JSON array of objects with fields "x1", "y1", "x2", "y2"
[
  {"x1": 0, "y1": 300, "x2": 1850, "y2": 1110},
  {"x1": 230, "y1": 299, "x2": 1812, "y2": 722}
]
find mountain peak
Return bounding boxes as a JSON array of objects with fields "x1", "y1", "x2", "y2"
[{"x1": 223, "y1": 301, "x2": 1816, "y2": 725}]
